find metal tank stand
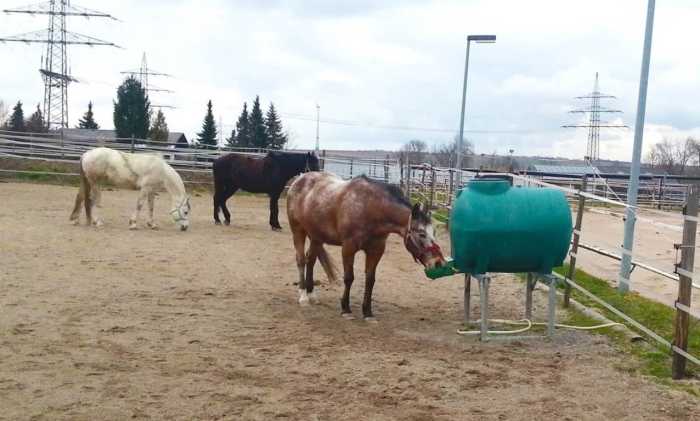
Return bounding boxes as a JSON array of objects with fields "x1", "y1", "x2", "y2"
[{"x1": 464, "y1": 273, "x2": 558, "y2": 341}]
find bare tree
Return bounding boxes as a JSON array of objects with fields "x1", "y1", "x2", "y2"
[
  {"x1": 646, "y1": 137, "x2": 696, "y2": 175},
  {"x1": 431, "y1": 137, "x2": 473, "y2": 168},
  {"x1": 399, "y1": 139, "x2": 428, "y2": 164}
]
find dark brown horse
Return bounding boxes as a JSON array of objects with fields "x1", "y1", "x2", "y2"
[
  {"x1": 213, "y1": 151, "x2": 319, "y2": 229},
  {"x1": 287, "y1": 172, "x2": 445, "y2": 320}
]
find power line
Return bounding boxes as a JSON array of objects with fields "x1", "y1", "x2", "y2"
[
  {"x1": 563, "y1": 72, "x2": 628, "y2": 162},
  {"x1": 0, "y1": 1, "x2": 120, "y2": 129},
  {"x1": 282, "y1": 113, "x2": 557, "y2": 134}
]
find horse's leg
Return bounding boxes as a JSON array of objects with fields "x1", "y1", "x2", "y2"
[
  {"x1": 306, "y1": 240, "x2": 322, "y2": 304},
  {"x1": 129, "y1": 189, "x2": 149, "y2": 230},
  {"x1": 362, "y1": 239, "x2": 387, "y2": 321},
  {"x1": 91, "y1": 187, "x2": 104, "y2": 227},
  {"x1": 221, "y1": 185, "x2": 238, "y2": 226},
  {"x1": 146, "y1": 192, "x2": 158, "y2": 229},
  {"x1": 340, "y1": 243, "x2": 358, "y2": 319},
  {"x1": 269, "y1": 191, "x2": 283, "y2": 231},
  {"x1": 213, "y1": 181, "x2": 225, "y2": 225},
  {"x1": 292, "y1": 228, "x2": 309, "y2": 305}
]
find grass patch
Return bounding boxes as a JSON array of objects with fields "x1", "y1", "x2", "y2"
[{"x1": 555, "y1": 264, "x2": 700, "y2": 392}]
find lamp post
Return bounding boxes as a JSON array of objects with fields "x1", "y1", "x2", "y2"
[{"x1": 456, "y1": 34, "x2": 496, "y2": 189}]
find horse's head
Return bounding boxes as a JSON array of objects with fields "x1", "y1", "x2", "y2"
[
  {"x1": 170, "y1": 195, "x2": 191, "y2": 231},
  {"x1": 404, "y1": 202, "x2": 445, "y2": 269},
  {"x1": 304, "y1": 152, "x2": 320, "y2": 172}
]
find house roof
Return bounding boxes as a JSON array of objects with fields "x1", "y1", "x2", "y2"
[{"x1": 61, "y1": 128, "x2": 187, "y2": 145}]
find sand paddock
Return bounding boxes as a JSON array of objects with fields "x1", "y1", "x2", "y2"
[{"x1": 1, "y1": 182, "x2": 697, "y2": 420}]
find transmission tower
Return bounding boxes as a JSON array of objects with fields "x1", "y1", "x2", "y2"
[
  {"x1": 120, "y1": 52, "x2": 175, "y2": 109},
  {"x1": 563, "y1": 72, "x2": 627, "y2": 162},
  {"x1": 0, "y1": 1, "x2": 119, "y2": 129}
]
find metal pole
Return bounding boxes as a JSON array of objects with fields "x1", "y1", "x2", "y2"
[
  {"x1": 619, "y1": 0, "x2": 656, "y2": 293},
  {"x1": 463, "y1": 274, "x2": 471, "y2": 325},
  {"x1": 566, "y1": 175, "x2": 588, "y2": 307},
  {"x1": 456, "y1": 40, "x2": 471, "y2": 191},
  {"x1": 315, "y1": 104, "x2": 320, "y2": 152},
  {"x1": 672, "y1": 184, "x2": 698, "y2": 379}
]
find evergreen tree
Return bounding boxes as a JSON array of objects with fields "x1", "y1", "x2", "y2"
[
  {"x1": 77, "y1": 101, "x2": 99, "y2": 129},
  {"x1": 25, "y1": 104, "x2": 47, "y2": 133},
  {"x1": 225, "y1": 129, "x2": 237, "y2": 148},
  {"x1": 197, "y1": 100, "x2": 218, "y2": 147},
  {"x1": 8, "y1": 101, "x2": 25, "y2": 132},
  {"x1": 264, "y1": 103, "x2": 287, "y2": 149},
  {"x1": 113, "y1": 76, "x2": 151, "y2": 140},
  {"x1": 149, "y1": 109, "x2": 169, "y2": 143},
  {"x1": 248, "y1": 96, "x2": 268, "y2": 148},
  {"x1": 234, "y1": 102, "x2": 251, "y2": 147}
]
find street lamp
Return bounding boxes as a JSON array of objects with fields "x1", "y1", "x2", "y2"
[{"x1": 456, "y1": 34, "x2": 496, "y2": 188}]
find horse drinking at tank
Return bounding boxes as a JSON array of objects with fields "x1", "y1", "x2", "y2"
[
  {"x1": 212, "y1": 151, "x2": 319, "y2": 230},
  {"x1": 287, "y1": 172, "x2": 446, "y2": 320},
  {"x1": 70, "y1": 147, "x2": 191, "y2": 231}
]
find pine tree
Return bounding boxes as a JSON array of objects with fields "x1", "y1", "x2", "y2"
[
  {"x1": 225, "y1": 129, "x2": 237, "y2": 147},
  {"x1": 197, "y1": 100, "x2": 218, "y2": 147},
  {"x1": 265, "y1": 103, "x2": 287, "y2": 150},
  {"x1": 113, "y1": 76, "x2": 151, "y2": 140},
  {"x1": 77, "y1": 101, "x2": 99, "y2": 129},
  {"x1": 8, "y1": 101, "x2": 25, "y2": 132},
  {"x1": 149, "y1": 109, "x2": 169, "y2": 143},
  {"x1": 248, "y1": 96, "x2": 268, "y2": 148},
  {"x1": 25, "y1": 104, "x2": 47, "y2": 133},
  {"x1": 234, "y1": 102, "x2": 251, "y2": 147}
]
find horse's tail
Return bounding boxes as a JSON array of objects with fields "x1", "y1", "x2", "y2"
[{"x1": 317, "y1": 245, "x2": 338, "y2": 283}]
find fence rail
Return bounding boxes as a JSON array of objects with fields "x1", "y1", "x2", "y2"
[{"x1": 0, "y1": 130, "x2": 401, "y2": 183}]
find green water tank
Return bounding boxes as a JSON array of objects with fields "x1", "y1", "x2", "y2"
[{"x1": 449, "y1": 177, "x2": 572, "y2": 275}]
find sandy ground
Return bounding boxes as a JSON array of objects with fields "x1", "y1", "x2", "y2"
[
  {"x1": 1, "y1": 182, "x2": 698, "y2": 420},
  {"x1": 573, "y1": 207, "x2": 700, "y2": 309}
]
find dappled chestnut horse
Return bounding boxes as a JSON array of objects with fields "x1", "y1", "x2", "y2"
[{"x1": 287, "y1": 172, "x2": 445, "y2": 320}]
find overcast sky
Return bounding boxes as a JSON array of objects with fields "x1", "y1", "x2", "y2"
[{"x1": 1, "y1": 0, "x2": 698, "y2": 160}]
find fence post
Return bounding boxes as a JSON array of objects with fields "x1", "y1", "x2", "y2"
[
  {"x1": 130, "y1": 135, "x2": 135, "y2": 153},
  {"x1": 448, "y1": 168, "x2": 454, "y2": 207},
  {"x1": 672, "y1": 183, "x2": 698, "y2": 379},
  {"x1": 384, "y1": 157, "x2": 389, "y2": 183},
  {"x1": 565, "y1": 175, "x2": 588, "y2": 307},
  {"x1": 321, "y1": 149, "x2": 326, "y2": 171},
  {"x1": 406, "y1": 160, "x2": 411, "y2": 198},
  {"x1": 659, "y1": 177, "x2": 665, "y2": 210},
  {"x1": 349, "y1": 158, "x2": 353, "y2": 177},
  {"x1": 429, "y1": 168, "x2": 436, "y2": 209}
]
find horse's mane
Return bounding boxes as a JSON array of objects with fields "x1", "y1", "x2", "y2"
[{"x1": 357, "y1": 175, "x2": 411, "y2": 208}]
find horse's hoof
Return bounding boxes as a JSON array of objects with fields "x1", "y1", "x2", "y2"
[
  {"x1": 94, "y1": 220, "x2": 104, "y2": 228},
  {"x1": 147, "y1": 224, "x2": 159, "y2": 230},
  {"x1": 364, "y1": 316, "x2": 378, "y2": 323},
  {"x1": 271, "y1": 226, "x2": 282, "y2": 232},
  {"x1": 298, "y1": 290, "x2": 310, "y2": 306},
  {"x1": 70, "y1": 219, "x2": 79, "y2": 226},
  {"x1": 341, "y1": 313, "x2": 355, "y2": 320},
  {"x1": 309, "y1": 291, "x2": 320, "y2": 304},
  {"x1": 224, "y1": 220, "x2": 231, "y2": 226},
  {"x1": 214, "y1": 221, "x2": 222, "y2": 226},
  {"x1": 129, "y1": 224, "x2": 138, "y2": 230}
]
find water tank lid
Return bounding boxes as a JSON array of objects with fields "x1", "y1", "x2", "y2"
[{"x1": 466, "y1": 179, "x2": 510, "y2": 194}]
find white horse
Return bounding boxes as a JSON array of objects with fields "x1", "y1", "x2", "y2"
[{"x1": 70, "y1": 147, "x2": 191, "y2": 231}]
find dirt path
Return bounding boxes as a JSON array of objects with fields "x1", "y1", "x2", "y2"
[
  {"x1": 1, "y1": 182, "x2": 697, "y2": 420},
  {"x1": 573, "y1": 207, "x2": 700, "y2": 309}
]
